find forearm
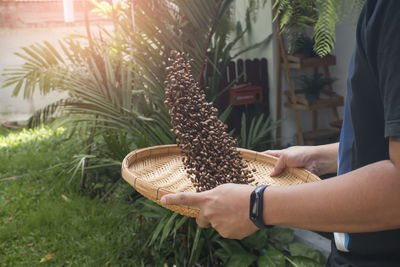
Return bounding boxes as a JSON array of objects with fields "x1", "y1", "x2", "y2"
[
  {"x1": 264, "y1": 159, "x2": 400, "y2": 233},
  {"x1": 308, "y1": 142, "x2": 338, "y2": 175}
]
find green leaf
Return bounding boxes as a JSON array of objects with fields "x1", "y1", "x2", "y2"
[
  {"x1": 216, "y1": 239, "x2": 247, "y2": 255},
  {"x1": 286, "y1": 256, "x2": 324, "y2": 267},
  {"x1": 218, "y1": 105, "x2": 232, "y2": 123},
  {"x1": 189, "y1": 226, "x2": 202, "y2": 266},
  {"x1": 257, "y1": 248, "x2": 285, "y2": 267},
  {"x1": 288, "y1": 242, "x2": 325, "y2": 264},
  {"x1": 172, "y1": 215, "x2": 188, "y2": 240},
  {"x1": 313, "y1": 0, "x2": 339, "y2": 57},
  {"x1": 241, "y1": 229, "x2": 268, "y2": 250},
  {"x1": 226, "y1": 253, "x2": 257, "y2": 267},
  {"x1": 44, "y1": 41, "x2": 64, "y2": 63},
  {"x1": 159, "y1": 212, "x2": 179, "y2": 246},
  {"x1": 148, "y1": 214, "x2": 169, "y2": 246},
  {"x1": 22, "y1": 46, "x2": 48, "y2": 67},
  {"x1": 93, "y1": 183, "x2": 104, "y2": 190},
  {"x1": 214, "y1": 248, "x2": 230, "y2": 263},
  {"x1": 232, "y1": 34, "x2": 272, "y2": 59},
  {"x1": 268, "y1": 227, "x2": 294, "y2": 245}
]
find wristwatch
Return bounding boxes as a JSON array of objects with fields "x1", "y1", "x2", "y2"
[{"x1": 249, "y1": 185, "x2": 272, "y2": 229}]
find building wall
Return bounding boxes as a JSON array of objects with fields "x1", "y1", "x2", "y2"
[
  {"x1": 0, "y1": 1, "x2": 105, "y2": 27},
  {"x1": 0, "y1": 0, "x2": 108, "y2": 121},
  {"x1": 233, "y1": 0, "x2": 276, "y2": 133},
  {"x1": 0, "y1": 26, "x2": 87, "y2": 116}
]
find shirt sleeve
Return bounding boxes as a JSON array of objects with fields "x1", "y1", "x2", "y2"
[{"x1": 377, "y1": 6, "x2": 400, "y2": 137}]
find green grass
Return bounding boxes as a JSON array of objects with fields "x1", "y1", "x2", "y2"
[
  {"x1": 0, "y1": 127, "x2": 327, "y2": 266},
  {"x1": 0, "y1": 127, "x2": 11, "y2": 136},
  {"x1": 0, "y1": 127, "x2": 151, "y2": 266}
]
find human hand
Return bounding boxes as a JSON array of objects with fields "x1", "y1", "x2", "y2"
[
  {"x1": 160, "y1": 183, "x2": 258, "y2": 239},
  {"x1": 264, "y1": 146, "x2": 323, "y2": 176}
]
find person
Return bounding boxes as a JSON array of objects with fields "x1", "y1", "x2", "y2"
[{"x1": 160, "y1": 1, "x2": 400, "y2": 265}]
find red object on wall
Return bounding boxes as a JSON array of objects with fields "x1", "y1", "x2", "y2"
[{"x1": 229, "y1": 84, "x2": 263, "y2": 106}]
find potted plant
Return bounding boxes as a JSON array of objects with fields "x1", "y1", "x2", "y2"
[
  {"x1": 273, "y1": 0, "x2": 318, "y2": 54},
  {"x1": 289, "y1": 34, "x2": 317, "y2": 58},
  {"x1": 299, "y1": 73, "x2": 335, "y2": 100},
  {"x1": 274, "y1": 0, "x2": 364, "y2": 57}
]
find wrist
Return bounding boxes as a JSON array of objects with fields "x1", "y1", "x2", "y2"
[
  {"x1": 250, "y1": 185, "x2": 273, "y2": 228},
  {"x1": 262, "y1": 185, "x2": 281, "y2": 227},
  {"x1": 308, "y1": 143, "x2": 338, "y2": 175}
]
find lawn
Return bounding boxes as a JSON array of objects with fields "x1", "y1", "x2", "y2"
[
  {"x1": 0, "y1": 127, "x2": 150, "y2": 266},
  {"x1": 0, "y1": 127, "x2": 326, "y2": 267}
]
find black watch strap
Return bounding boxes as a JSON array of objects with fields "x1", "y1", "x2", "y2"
[{"x1": 249, "y1": 185, "x2": 272, "y2": 229}]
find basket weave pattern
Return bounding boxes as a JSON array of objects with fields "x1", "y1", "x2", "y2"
[{"x1": 122, "y1": 144, "x2": 320, "y2": 217}]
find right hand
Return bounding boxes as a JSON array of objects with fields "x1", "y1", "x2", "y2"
[{"x1": 264, "y1": 146, "x2": 323, "y2": 177}]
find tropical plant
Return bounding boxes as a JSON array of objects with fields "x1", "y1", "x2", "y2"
[
  {"x1": 2, "y1": 0, "x2": 272, "y2": 188},
  {"x1": 299, "y1": 72, "x2": 335, "y2": 100},
  {"x1": 289, "y1": 34, "x2": 317, "y2": 57},
  {"x1": 143, "y1": 199, "x2": 326, "y2": 266},
  {"x1": 273, "y1": 0, "x2": 366, "y2": 57},
  {"x1": 239, "y1": 113, "x2": 279, "y2": 151},
  {"x1": 273, "y1": 0, "x2": 317, "y2": 52}
]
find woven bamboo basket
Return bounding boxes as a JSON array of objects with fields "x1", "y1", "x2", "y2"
[{"x1": 121, "y1": 144, "x2": 320, "y2": 217}]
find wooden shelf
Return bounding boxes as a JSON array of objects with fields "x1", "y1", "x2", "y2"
[
  {"x1": 303, "y1": 129, "x2": 340, "y2": 145},
  {"x1": 284, "y1": 55, "x2": 336, "y2": 69},
  {"x1": 274, "y1": 19, "x2": 342, "y2": 146},
  {"x1": 330, "y1": 120, "x2": 343, "y2": 129},
  {"x1": 284, "y1": 90, "x2": 344, "y2": 111}
]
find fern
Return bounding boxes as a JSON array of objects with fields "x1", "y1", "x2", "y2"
[
  {"x1": 313, "y1": 0, "x2": 339, "y2": 57},
  {"x1": 272, "y1": 0, "x2": 292, "y2": 27},
  {"x1": 273, "y1": 0, "x2": 365, "y2": 57}
]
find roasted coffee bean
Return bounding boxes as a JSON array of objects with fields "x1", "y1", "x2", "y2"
[{"x1": 164, "y1": 50, "x2": 254, "y2": 192}]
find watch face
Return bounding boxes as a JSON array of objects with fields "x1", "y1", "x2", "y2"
[
  {"x1": 250, "y1": 190, "x2": 260, "y2": 221},
  {"x1": 251, "y1": 200, "x2": 258, "y2": 216},
  {"x1": 250, "y1": 185, "x2": 271, "y2": 229}
]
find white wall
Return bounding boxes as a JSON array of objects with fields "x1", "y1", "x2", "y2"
[
  {"x1": 0, "y1": 26, "x2": 87, "y2": 118},
  {"x1": 233, "y1": 1, "x2": 357, "y2": 146},
  {"x1": 329, "y1": 16, "x2": 358, "y2": 118},
  {"x1": 233, "y1": 0, "x2": 277, "y2": 133}
]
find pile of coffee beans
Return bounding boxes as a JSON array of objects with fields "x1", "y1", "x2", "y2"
[{"x1": 164, "y1": 50, "x2": 254, "y2": 192}]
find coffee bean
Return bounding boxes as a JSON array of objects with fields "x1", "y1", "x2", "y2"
[{"x1": 164, "y1": 50, "x2": 253, "y2": 192}]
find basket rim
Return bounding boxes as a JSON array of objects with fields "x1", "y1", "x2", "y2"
[{"x1": 121, "y1": 144, "x2": 320, "y2": 217}]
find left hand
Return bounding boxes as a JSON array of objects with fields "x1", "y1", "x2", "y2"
[{"x1": 160, "y1": 183, "x2": 259, "y2": 239}]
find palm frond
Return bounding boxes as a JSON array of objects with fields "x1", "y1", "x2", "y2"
[
  {"x1": 2, "y1": 46, "x2": 68, "y2": 98},
  {"x1": 28, "y1": 98, "x2": 76, "y2": 128}
]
